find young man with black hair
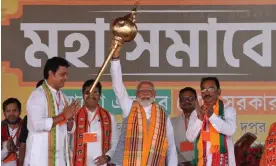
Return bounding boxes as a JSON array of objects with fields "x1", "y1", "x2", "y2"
[{"x1": 24, "y1": 57, "x2": 80, "y2": 166}]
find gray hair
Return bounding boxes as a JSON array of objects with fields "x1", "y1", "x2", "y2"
[{"x1": 136, "y1": 80, "x2": 155, "y2": 91}]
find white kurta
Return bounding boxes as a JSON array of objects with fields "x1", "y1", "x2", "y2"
[
  {"x1": 110, "y1": 60, "x2": 178, "y2": 166},
  {"x1": 186, "y1": 106, "x2": 237, "y2": 166},
  {"x1": 24, "y1": 81, "x2": 75, "y2": 166},
  {"x1": 84, "y1": 108, "x2": 119, "y2": 166},
  {"x1": 1, "y1": 127, "x2": 19, "y2": 166}
]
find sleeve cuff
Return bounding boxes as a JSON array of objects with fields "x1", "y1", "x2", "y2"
[
  {"x1": 208, "y1": 113, "x2": 218, "y2": 123},
  {"x1": 111, "y1": 59, "x2": 120, "y2": 68},
  {"x1": 45, "y1": 118, "x2": 53, "y2": 131},
  {"x1": 195, "y1": 118, "x2": 203, "y2": 126},
  {"x1": 67, "y1": 121, "x2": 76, "y2": 134},
  {"x1": 105, "y1": 151, "x2": 112, "y2": 159}
]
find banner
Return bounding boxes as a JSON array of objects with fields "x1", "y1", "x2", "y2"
[{"x1": 2, "y1": 0, "x2": 276, "y2": 143}]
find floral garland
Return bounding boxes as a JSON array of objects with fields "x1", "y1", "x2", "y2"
[{"x1": 240, "y1": 144, "x2": 264, "y2": 166}]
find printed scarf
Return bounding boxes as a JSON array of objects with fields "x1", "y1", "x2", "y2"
[
  {"x1": 42, "y1": 82, "x2": 58, "y2": 166},
  {"x1": 123, "y1": 102, "x2": 168, "y2": 166},
  {"x1": 73, "y1": 105, "x2": 112, "y2": 166}
]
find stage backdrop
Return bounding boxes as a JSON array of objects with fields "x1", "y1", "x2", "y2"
[{"x1": 2, "y1": 0, "x2": 276, "y2": 144}]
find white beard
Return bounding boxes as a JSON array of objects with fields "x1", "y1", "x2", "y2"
[{"x1": 136, "y1": 97, "x2": 155, "y2": 107}]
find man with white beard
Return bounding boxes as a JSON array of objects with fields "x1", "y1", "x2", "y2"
[{"x1": 109, "y1": 43, "x2": 177, "y2": 166}]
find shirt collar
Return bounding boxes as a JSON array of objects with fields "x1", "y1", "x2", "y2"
[
  {"x1": 143, "y1": 104, "x2": 152, "y2": 116},
  {"x1": 45, "y1": 80, "x2": 60, "y2": 95},
  {"x1": 85, "y1": 106, "x2": 98, "y2": 113},
  {"x1": 143, "y1": 104, "x2": 152, "y2": 110}
]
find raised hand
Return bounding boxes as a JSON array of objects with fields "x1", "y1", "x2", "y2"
[
  {"x1": 111, "y1": 40, "x2": 122, "y2": 59},
  {"x1": 63, "y1": 100, "x2": 81, "y2": 120},
  {"x1": 195, "y1": 100, "x2": 205, "y2": 121},
  {"x1": 205, "y1": 106, "x2": 214, "y2": 118},
  {"x1": 7, "y1": 137, "x2": 16, "y2": 152}
]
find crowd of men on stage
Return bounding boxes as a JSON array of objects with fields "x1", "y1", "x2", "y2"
[{"x1": 2, "y1": 45, "x2": 275, "y2": 166}]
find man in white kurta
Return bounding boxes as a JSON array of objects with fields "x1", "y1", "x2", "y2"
[
  {"x1": 110, "y1": 56, "x2": 178, "y2": 165},
  {"x1": 186, "y1": 77, "x2": 236, "y2": 166},
  {"x1": 24, "y1": 57, "x2": 78, "y2": 166}
]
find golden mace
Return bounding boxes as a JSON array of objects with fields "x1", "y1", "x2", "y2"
[{"x1": 89, "y1": 2, "x2": 139, "y2": 93}]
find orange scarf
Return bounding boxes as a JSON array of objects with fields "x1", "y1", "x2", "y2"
[{"x1": 123, "y1": 102, "x2": 168, "y2": 166}]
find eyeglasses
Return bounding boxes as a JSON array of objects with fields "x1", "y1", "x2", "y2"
[
  {"x1": 201, "y1": 87, "x2": 217, "y2": 93},
  {"x1": 138, "y1": 88, "x2": 154, "y2": 93},
  {"x1": 179, "y1": 96, "x2": 195, "y2": 102}
]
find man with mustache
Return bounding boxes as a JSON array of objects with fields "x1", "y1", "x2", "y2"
[
  {"x1": 171, "y1": 87, "x2": 197, "y2": 166},
  {"x1": 109, "y1": 44, "x2": 177, "y2": 165},
  {"x1": 186, "y1": 77, "x2": 237, "y2": 166},
  {"x1": 1, "y1": 98, "x2": 23, "y2": 166},
  {"x1": 72, "y1": 79, "x2": 119, "y2": 166},
  {"x1": 24, "y1": 57, "x2": 80, "y2": 166}
]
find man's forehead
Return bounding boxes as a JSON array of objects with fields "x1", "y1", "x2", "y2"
[
  {"x1": 84, "y1": 90, "x2": 98, "y2": 95},
  {"x1": 85, "y1": 86, "x2": 99, "y2": 91},
  {"x1": 202, "y1": 80, "x2": 217, "y2": 87},
  {"x1": 6, "y1": 103, "x2": 18, "y2": 110},
  {"x1": 6, "y1": 103, "x2": 18, "y2": 107},
  {"x1": 138, "y1": 82, "x2": 154, "y2": 88},
  {"x1": 139, "y1": 87, "x2": 154, "y2": 91},
  {"x1": 180, "y1": 91, "x2": 195, "y2": 96}
]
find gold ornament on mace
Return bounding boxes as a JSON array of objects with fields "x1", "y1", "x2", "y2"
[{"x1": 89, "y1": 1, "x2": 139, "y2": 93}]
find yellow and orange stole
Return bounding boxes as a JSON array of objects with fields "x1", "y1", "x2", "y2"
[
  {"x1": 42, "y1": 82, "x2": 70, "y2": 166},
  {"x1": 41, "y1": 82, "x2": 58, "y2": 166},
  {"x1": 123, "y1": 102, "x2": 168, "y2": 166},
  {"x1": 73, "y1": 105, "x2": 112, "y2": 166}
]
